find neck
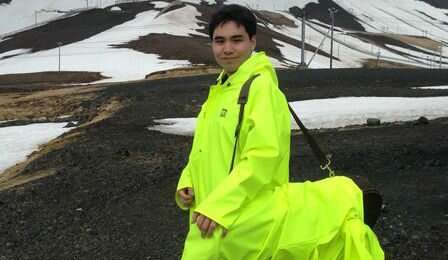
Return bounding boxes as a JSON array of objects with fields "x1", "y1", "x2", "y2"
[
  {"x1": 224, "y1": 70, "x2": 234, "y2": 76},
  {"x1": 223, "y1": 52, "x2": 254, "y2": 75}
]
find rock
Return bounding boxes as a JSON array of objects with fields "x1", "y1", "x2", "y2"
[
  {"x1": 425, "y1": 159, "x2": 441, "y2": 167},
  {"x1": 64, "y1": 122, "x2": 76, "y2": 128},
  {"x1": 123, "y1": 150, "x2": 130, "y2": 157},
  {"x1": 400, "y1": 229, "x2": 408, "y2": 237},
  {"x1": 414, "y1": 116, "x2": 429, "y2": 125},
  {"x1": 367, "y1": 118, "x2": 381, "y2": 126},
  {"x1": 116, "y1": 148, "x2": 130, "y2": 157}
]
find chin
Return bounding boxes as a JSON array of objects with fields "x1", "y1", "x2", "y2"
[
  {"x1": 225, "y1": 67, "x2": 238, "y2": 74},
  {"x1": 221, "y1": 63, "x2": 240, "y2": 73},
  {"x1": 218, "y1": 64, "x2": 235, "y2": 73}
]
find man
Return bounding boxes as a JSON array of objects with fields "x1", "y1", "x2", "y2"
[
  {"x1": 175, "y1": 4, "x2": 384, "y2": 260},
  {"x1": 176, "y1": 4, "x2": 291, "y2": 259}
]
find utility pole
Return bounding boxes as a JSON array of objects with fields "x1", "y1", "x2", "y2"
[
  {"x1": 337, "y1": 43, "x2": 340, "y2": 57},
  {"x1": 376, "y1": 50, "x2": 381, "y2": 68},
  {"x1": 299, "y1": 10, "x2": 307, "y2": 68},
  {"x1": 328, "y1": 8, "x2": 338, "y2": 69},
  {"x1": 57, "y1": 42, "x2": 62, "y2": 72}
]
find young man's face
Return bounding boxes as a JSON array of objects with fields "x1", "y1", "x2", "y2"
[{"x1": 212, "y1": 21, "x2": 256, "y2": 74}]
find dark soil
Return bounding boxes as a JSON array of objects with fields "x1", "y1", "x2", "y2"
[
  {"x1": 362, "y1": 58, "x2": 418, "y2": 68},
  {"x1": 0, "y1": 71, "x2": 106, "y2": 91},
  {"x1": 254, "y1": 10, "x2": 298, "y2": 28},
  {"x1": 351, "y1": 32, "x2": 448, "y2": 65},
  {"x1": 0, "y1": 69, "x2": 447, "y2": 259},
  {"x1": 418, "y1": 0, "x2": 448, "y2": 9},
  {"x1": 116, "y1": 33, "x2": 217, "y2": 65},
  {"x1": 289, "y1": 0, "x2": 366, "y2": 32}
]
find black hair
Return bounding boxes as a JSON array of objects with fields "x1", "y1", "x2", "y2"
[{"x1": 208, "y1": 4, "x2": 257, "y2": 40}]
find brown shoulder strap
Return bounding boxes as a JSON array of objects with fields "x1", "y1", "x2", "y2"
[
  {"x1": 229, "y1": 74, "x2": 260, "y2": 173},
  {"x1": 235, "y1": 74, "x2": 260, "y2": 136},
  {"x1": 231, "y1": 73, "x2": 334, "y2": 177},
  {"x1": 288, "y1": 104, "x2": 333, "y2": 175}
]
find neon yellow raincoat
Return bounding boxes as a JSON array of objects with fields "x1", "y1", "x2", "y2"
[{"x1": 176, "y1": 52, "x2": 384, "y2": 260}]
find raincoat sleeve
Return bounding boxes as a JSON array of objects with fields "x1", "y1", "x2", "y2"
[
  {"x1": 195, "y1": 75, "x2": 285, "y2": 229},
  {"x1": 175, "y1": 102, "x2": 207, "y2": 210},
  {"x1": 175, "y1": 166, "x2": 193, "y2": 210}
]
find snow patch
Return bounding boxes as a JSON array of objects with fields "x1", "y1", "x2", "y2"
[
  {"x1": 0, "y1": 0, "x2": 115, "y2": 35},
  {"x1": 148, "y1": 118, "x2": 196, "y2": 136},
  {"x1": 0, "y1": 119, "x2": 16, "y2": 124},
  {"x1": 0, "y1": 6, "x2": 205, "y2": 82},
  {"x1": 412, "y1": 85, "x2": 448, "y2": 89},
  {"x1": 289, "y1": 96, "x2": 448, "y2": 129},
  {"x1": 0, "y1": 48, "x2": 30, "y2": 59},
  {"x1": 152, "y1": 1, "x2": 170, "y2": 9},
  {"x1": 148, "y1": 96, "x2": 448, "y2": 136},
  {"x1": 0, "y1": 122, "x2": 75, "y2": 174}
]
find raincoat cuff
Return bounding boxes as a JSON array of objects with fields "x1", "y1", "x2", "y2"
[
  {"x1": 193, "y1": 209, "x2": 230, "y2": 230},
  {"x1": 175, "y1": 168, "x2": 193, "y2": 210},
  {"x1": 175, "y1": 190, "x2": 190, "y2": 211}
]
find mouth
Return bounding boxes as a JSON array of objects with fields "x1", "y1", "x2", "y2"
[{"x1": 221, "y1": 57, "x2": 238, "y2": 60}]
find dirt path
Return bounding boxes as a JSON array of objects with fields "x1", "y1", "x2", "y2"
[{"x1": 0, "y1": 84, "x2": 104, "y2": 123}]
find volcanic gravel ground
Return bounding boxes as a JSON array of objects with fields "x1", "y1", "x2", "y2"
[{"x1": 0, "y1": 71, "x2": 447, "y2": 259}]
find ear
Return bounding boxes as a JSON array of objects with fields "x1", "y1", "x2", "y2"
[{"x1": 250, "y1": 35, "x2": 257, "y2": 51}]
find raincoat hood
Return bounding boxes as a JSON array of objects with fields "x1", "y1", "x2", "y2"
[{"x1": 217, "y1": 52, "x2": 278, "y2": 87}]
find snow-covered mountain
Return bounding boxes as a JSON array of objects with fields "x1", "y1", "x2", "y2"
[{"x1": 0, "y1": 0, "x2": 447, "y2": 83}]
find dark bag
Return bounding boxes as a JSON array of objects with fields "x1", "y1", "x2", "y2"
[{"x1": 231, "y1": 74, "x2": 383, "y2": 228}]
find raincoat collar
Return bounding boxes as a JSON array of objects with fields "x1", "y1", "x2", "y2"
[{"x1": 215, "y1": 51, "x2": 271, "y2": 87}]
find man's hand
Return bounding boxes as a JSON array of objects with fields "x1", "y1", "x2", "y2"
[
  {"x1": 192, "y1": 212, "x2": 228, "y2": 238},
  {"x1": 178, "y1": 187, "x2": 194, "y2": 208}
]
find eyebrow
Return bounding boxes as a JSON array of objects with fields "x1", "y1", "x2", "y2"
[
  {"x1": 213, "y1": 34, "x2": 245, "y2": 41},
  {"x1": 231, "y1": 35, "x2": 244, "y2": 40},
  {"x1": 213, "y1": 36, "x2": 225, "y2": 41}
]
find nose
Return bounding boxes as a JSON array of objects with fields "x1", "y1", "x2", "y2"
[{"x1": 223, "y1": 42, "x2": 234, "y2": 55}]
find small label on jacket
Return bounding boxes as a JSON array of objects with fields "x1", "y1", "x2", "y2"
[{"x1": 220, "y1": 108, "x2": 228, "y2": 117}]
